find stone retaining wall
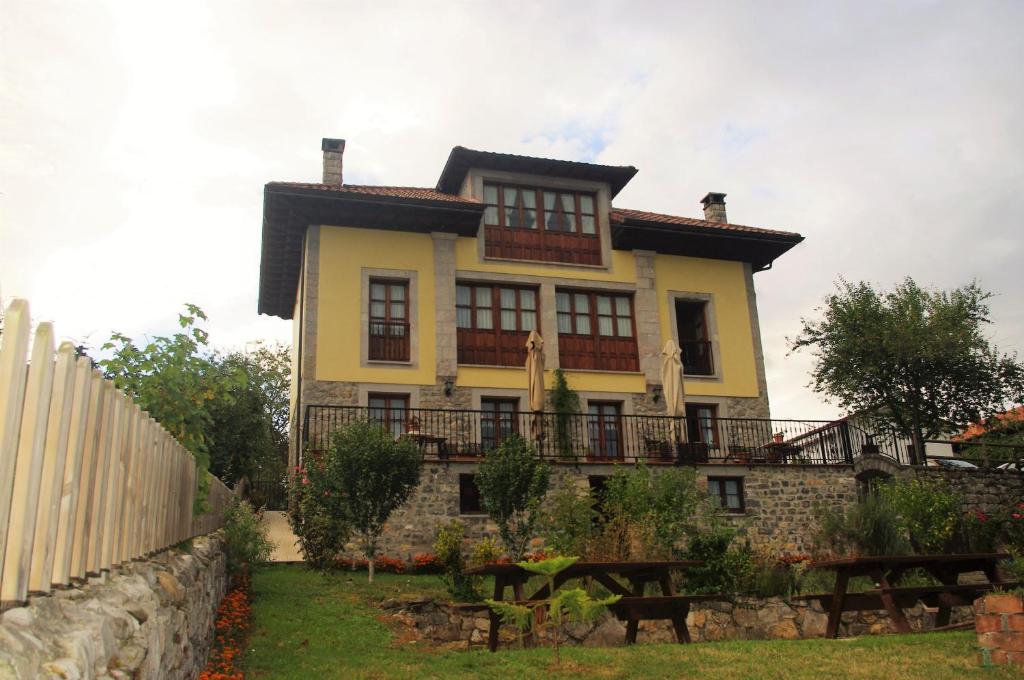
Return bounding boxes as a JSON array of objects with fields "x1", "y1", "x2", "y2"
[
  {"x1": 0, "y1": 534, "x2": 227, "y2": 680},
  {"x1": 385, "y1": 596, "x2": 972, "y2": 648}
]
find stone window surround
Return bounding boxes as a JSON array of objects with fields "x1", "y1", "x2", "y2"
[
  {"x1": 463, "y1": 168, "x2": 615, "y2": 272},
  {"x1": 355, "y1": 383, "x2": 421, "y2": 409},
  {"x1": 666, "y1": 290, "x2": 724, "y2": 384},
  {"x1": 360, "y1": 267, "x2": 420, "y2": 370},
  {"x1": 455, "y1": 269, "x2": 640, "y2": 373}
]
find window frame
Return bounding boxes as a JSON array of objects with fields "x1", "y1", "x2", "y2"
[
  {"x1": 675, "y1": 299, "x2": 714, "y2": 376},
  {"x1": 555, "y1": 289, "x2": 639, "y2": 372},
  {"x1": 480, "y1": 398, "x2": 520, "y2": 451},
  {"x1": 367, "y1": 278, "x2": 410, "y2": 362},
  {"x1": 458, "y1": 473, "x2": 485, "y2": 515},
  {"x1": 483, "y1": 183, "x2": 597, "y2": 235},
  {"x1": 685, "y1": 403, "x2": 720, "y2": 448},
  {"x1": 587, "y1": 401, "x2": 624, "y2": 460},
  {"x1": 367, "y1": 392, "x2": 410, "y2": 437},
  {"x1": 456, "y1": 283, "x2": 540, "y2": 367},
  {"x1": 707, "y1": 476, "x2": 745, "y2": 514}
]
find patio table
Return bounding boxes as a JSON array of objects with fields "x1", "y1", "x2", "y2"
[
  {"x1": 464, "y1": 560, "x2": 709, "y2": 651},
  {"x1": 798, "y1": 553, "x2": 1013, "y2": 638}
]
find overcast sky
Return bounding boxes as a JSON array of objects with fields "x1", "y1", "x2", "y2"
[{"x1": 2, "y1": 1, "x2": 1021, "y2": 420}]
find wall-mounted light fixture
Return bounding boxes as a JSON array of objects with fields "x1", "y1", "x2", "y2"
[
  {"x1": 651, "y1": 385, "x2": 663, "y2": 403},
  {"x1": 443, "y1": 378, "x2": 454, "y2": 397}
]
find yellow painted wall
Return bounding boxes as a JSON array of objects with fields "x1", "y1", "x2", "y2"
[
  {"x1": 655, "y1": 255, "x2": 759, "y2": 398},
  {"x1": 315, "y1": 226, "x2": 437, "y2": 385},
  {"x1": 314, "y1": 227, "x2": 760, "y2": 397}
]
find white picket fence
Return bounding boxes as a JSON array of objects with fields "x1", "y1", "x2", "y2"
[{"x1": 0, "y1": 299, "x2": 228, "y2": 607}]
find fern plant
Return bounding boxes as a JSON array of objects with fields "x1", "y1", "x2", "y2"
[{"x1": 485, "y1": 556, "x2": 620, "y2": 664}]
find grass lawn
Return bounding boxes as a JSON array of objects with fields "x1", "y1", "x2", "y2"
[{"x1": 246, "y1": 564, "x2": 1014, "y2": 680}]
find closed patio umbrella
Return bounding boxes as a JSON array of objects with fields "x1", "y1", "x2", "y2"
[
  {"x1": 526, "y1": 331, "x2": 545, "y2": 442},
  {"x1": 661, "y1": 339, "x2": 686, "y2": 443}
]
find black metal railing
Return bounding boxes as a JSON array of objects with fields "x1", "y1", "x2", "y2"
[
  {"x1": 368, "y1": 320, "x2": 410, "y2": 361},
  {"x1": 681, "y1": 340, "x2": 714, "y2": 376},
  {"x1": 302, "y1": 405, "x2": 912, "y2": 466}
]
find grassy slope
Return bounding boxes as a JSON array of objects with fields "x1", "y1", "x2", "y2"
[{"x1": 246, "y1": 565, "x2": 1014, "y2": 680}]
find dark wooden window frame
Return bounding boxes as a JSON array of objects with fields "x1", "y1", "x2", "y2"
[
  {"x1": 368, "y1": 278, "x2": 410, "y2": 362},
  {"x1": 685, "y1": 403, "x2": 720, "y2": 448},
  {"x1": 555, "y1": 289, "x2": 639, "y2": 372},
  {"x1": 587, "y1": 401, "x2": 624, "y2": 460},
  {"x1": 456, "y1": 283, "x2": 539, "y2": 366},
  {"x1": 482, "y1": 182, "x2": 601, "y2": 265},
  {"x1": 459, "y1": 473, "x2": 485, "y2": 514},
  {"x1": 367, "y1": 393, "x2": 410, "y2": 436},
  {"x1": 707, "y1": 476, "x2": 745, "y2": 513},
  {"x1": 480, "y1": 398, "x2": 520, "y2": 450},
  {"x1": 675, "y1": 299, "x2": 714, "y2": 376}
]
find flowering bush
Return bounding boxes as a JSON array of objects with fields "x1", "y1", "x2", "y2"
[
  {"x1": 199, "y1": 576, "x2": 251, "y2": 680},
  {"x1": 287, "y1": 461, "x2": 351, "y2": 570},
  {"x1": 411, "y1": 553, "x2": 441, "y2": 573},
  {"x1": 374, "y1": 555, "x2": 406, "y2": 574},
  {"x1": 963, "y1": 502, "x2": 1024, "y2": 553}
]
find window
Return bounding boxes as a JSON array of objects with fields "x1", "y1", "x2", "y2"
[
  {"x1": 685, "y1": 404, "x2": 719, "y2": 448},
  {"x1": 555, "y1": 290, "x2": 639, "y2": 371},
  {"x1": 587, "y1": 402, "x2": 623, "y2": 459},
  {"x1": 480, "y1": 398, "x2": 519, "y2": 450},
  {"x1": 707, "y1": 477, "x2": 745, "y2": 513},
  {"x1": 459, "y1": 474, "x2": 484, "y2": 514},
  {"x1": 368, "y1": 394, "x2": 408, "y2": 437},
  {"x1": 456, "y1": 284, "x2": 538, "y2": 366},
  {"x1": 368, "y1": 279, "x2": 410, "y2": 361},
  {"x1": 482, "y1": 183, "x2": 601, "y2": 265},
  {"x1": 675, "y1": 300, "x2": 714, "y2": 376}
]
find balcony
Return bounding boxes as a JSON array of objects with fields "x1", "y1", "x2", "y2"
[
  {"x1": 681, "y1": 340, "x2": 714, "y2": 376},
  {"x1": 368, "y1": 320, "x2": 410, "y2": 362},
  {"x1": 302, "y1": 405, "x2": 912, "y2": 466}
]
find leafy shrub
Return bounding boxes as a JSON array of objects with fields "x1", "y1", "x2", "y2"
[
  {"x1": 434, "y1": 521, "x2": 480, "y2": 601},
  {"x1": 550, "y1": 369, "x2": 581, "y2": 459},
  {"x1": 374, "y1": 555, "x2": 406, "y2": 574},
  {"x1": 469, "y1": 536, "x2": 504, "y2": 566},
  {"x1": 475, "y1": 435, "x2": 551, "y2": 560},
  {"x1": 538, "y1": 480, "x2": 597, "y2": 557},
  {"x1": 681, "y1": 524, "x2": 753, "y2": 594},
  {"x1": 287, "y1": 461, "x2": 351, "y2": 570},
  {"x1": 222, "y1": 496, "x2": 274, "y2": 574},
  {"x1": 814, "y1": 491, "x2": 909, "y2": 557},
  {"x1": 599, "y1": 464, "x2": 712, "y2": 560},
  {"x1": 879, "y1": 478, "x2": 963, "y2": 553}
]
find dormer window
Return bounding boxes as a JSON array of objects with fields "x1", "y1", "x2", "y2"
[{"x1": 482, "y1": 182, "x2": 601, "y2": 265}]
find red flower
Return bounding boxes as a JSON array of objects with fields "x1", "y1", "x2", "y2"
[{"x1": 1013, "y1": 513, "x2": 1022, "y2": 520}]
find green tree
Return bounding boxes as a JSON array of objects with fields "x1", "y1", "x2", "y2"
[
  {"x1": 287, "y1": 456, "x2": 351, "y2": 570},
  {"x1": 549, "y1": 369, "x2": 580, "y2": 458},
  {"x1": 207, "y1": 343, "x2": 290, "y2": 484},
  {"x1": 790, "y1": 278, "x2": 1024, "y2": 464},
  {"x1": 329, "y1": 419, "x2": 422, "y2": 582},
  {"x1": 475, "y1": 434, "x2": 551, "y2": 560},
  {"x1": 100, "y1": 304, "x2": 234, "y2": 507}
]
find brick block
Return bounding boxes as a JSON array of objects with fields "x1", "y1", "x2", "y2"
[
  {"x1": 990, "y1": 649, "x2": 1008, "y2": 665},
  {"x1": 984, "y1": 594, "x2": 1024, "y2": 615},
  {"x1": 1002, "y1": 632, "x2": 1024, "y2": 653},
  {"x1": 976, "y1": 614, "x2": 1003, "y2": 633},
  {"x1": 978, "y1": 631, "x2": 1001, "y2": 649},
  {"x1": 1008, "y1": 614, "x2": 1024, "y2": 632}
]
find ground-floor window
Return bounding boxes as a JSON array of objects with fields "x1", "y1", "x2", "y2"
[
  {"x1": 707, "y1": 476, "x2": 745, "y2": 513},
  {"x1": 459, "y1": 473, "x2": 484, "y2": 514}
]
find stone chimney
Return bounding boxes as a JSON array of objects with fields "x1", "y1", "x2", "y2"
[
  {"x1": 700, "y1": 192, "x2": 727, "y2": 223},
  {"x1": 322, "y1": 138, "x2": 346, "y2": 187}
]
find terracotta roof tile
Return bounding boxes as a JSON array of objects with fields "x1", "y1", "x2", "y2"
[
  {"x1": 267, "y1": 182, "x2": 480, "y2": 205},
  {"x1": 611, "y1": 207, "x2": 801, "y2": 239}
]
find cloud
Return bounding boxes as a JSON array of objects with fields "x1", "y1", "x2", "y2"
[{"x1": 2, "y1": 0, "x2": 1021, "y2": 420}]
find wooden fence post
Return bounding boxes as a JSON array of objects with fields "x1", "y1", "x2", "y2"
[
  {"x1": 70, "y1": 369, "x2": 105, "y2": 581},
  {"x1": 85, "y1": 379, "x2": 115, "y2": 575},
  {"x1": 2, "y1": 323, "x2": 56, "y2": 606},
  {"x1": 28, "y1": 342, "x2": 77, "y2": 593},
  {"x1": 0, "y1": 299, "x2": 31, "y2": 591},
  {"x1": 52, "y1": 358, "x2": 94, "y2": 586}
]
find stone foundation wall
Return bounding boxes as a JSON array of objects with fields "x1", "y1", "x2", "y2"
[
  {"x1": 0, "y1": 535, "x2": 227, "y2": 680},
  {"x1": 384, "y1": 596, "x2": 971, "y2": 648},
  {"x1": 374, "y1": 461, "x2": 1024, "y2": 558}
]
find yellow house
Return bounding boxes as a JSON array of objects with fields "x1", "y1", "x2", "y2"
[{"x1": 258, "y1": 140, "x2": 803, "y2": 485}]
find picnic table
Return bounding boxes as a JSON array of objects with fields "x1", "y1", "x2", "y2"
[
  {"x1": 464, "y1": 560, "x2": 716, "y2": 651},
  {"x1": 795, "y1": 553, "x2": 1014, "y2": 638}
]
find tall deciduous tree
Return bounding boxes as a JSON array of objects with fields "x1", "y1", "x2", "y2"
[
  {"x1": 791, "y1": 278, "x2": 1024, "y2": 464},
  {"x1": 207, "y1": 343, "x2": 290, "y2": 483},
  {"x1": 329, "y1": 420, "x2": 422, "y2": 582},
  {"x1": 475, "y1": 435, "x2": 551, "y2": 559}
]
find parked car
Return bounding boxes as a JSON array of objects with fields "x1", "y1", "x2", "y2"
[{"x1": 926, "y1": 458, "x2": 979, "y2": 470}]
